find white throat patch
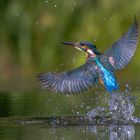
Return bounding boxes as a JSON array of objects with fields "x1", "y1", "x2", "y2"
[{"x1": 87, "y1": 49, "x2": 94, "y2": 55}]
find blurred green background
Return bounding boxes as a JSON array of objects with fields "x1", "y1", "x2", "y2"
[{"x1": 0, "y1": 0, "x2": 140, "y2": 117}]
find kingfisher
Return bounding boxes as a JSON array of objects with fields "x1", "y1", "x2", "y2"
[{"x1": 37, "y1": 20, "x2": 139, "y2": 94}]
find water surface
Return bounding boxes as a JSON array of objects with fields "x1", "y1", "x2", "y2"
[
  {"x1": 0, "y1": 91, "x2": 140, "y2": 140},
  {"x1": 1, "y1": 123, "x2": 140, "y2": 140}
]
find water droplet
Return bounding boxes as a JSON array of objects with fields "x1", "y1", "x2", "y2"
[
  {"x1": 76, "y1": 111, "x2": 79, "y2": 115},
  {"x1": 125, "y1": 84, "x2": 129, "y2": 87},
  {"x1": 73, "y1": 2, "x2": 76, "y2": 5},
  {"x1": 94, "y1": 38, "x2": 97, "y2": 42},
  {"x1": 16, "y1": 13, "x2": 19, "y2": 17},
  {"x1": 54, "y1": 4, "x2": 57, "y2": 8},
  {"x1": 45, "y1": 0, "x2": 48, "y2": 3},
  {"x1": 86, "y1": 106, "x2": 90, "y2": 110},
  {"x1": 35, "y1": 22, "x2": 39, "y2": 25}
]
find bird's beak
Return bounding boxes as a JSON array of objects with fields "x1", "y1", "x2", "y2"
[
  {"x1": 62, "y1": 42, "x2": 86, "y2": 52},
  {"x1": 62, "y1": 42, "x2": 76, "y2": 46}
]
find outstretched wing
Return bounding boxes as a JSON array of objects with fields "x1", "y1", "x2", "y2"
[
  {"x1": 100, "y1": 20, "x2": 139, "y2": 70},
  {"x1": 37, "y1": 61, "x2": 98, "y2": 94}
]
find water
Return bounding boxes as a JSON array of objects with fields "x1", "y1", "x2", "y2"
[
  {"x1": 0, "y1": 90, "x2": 140, "y2": 139},
  {"x1": 86, "y1": 91, "x2": 138, "y2": 123},
  {"x1": 1, "y1": 123, "x2": 140, "y2": 140}
]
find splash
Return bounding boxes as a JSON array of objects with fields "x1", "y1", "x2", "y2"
[
  {"x1": 86, "y1": 125, "x2": 135, "y2": 140},
  {"x1": 86, "y1": 86, "x2": 139, "y2": 124},
  {"x1": 108, "y1": 91, "x2": 135, "y2": 122}
]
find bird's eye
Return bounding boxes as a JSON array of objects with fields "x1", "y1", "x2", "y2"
[{"x1": 80, "y1": 43, "x2": 84, "y2": 46}]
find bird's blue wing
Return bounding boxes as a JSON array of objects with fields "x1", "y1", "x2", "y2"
[
  {"x1": 100, "y1": 20, "x2": 139, "y2": 70},
  {"x1": 37, "y1": 61, "x2": 98, "y2": 94}
]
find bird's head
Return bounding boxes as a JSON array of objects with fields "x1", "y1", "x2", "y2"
[{"x1": 63, "y1": 41, "x2": 100, "y2": 57}]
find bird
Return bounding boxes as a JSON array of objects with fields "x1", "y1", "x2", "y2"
[{"x1": 37, "y1": 20, "x2": 139, "y2": 94}]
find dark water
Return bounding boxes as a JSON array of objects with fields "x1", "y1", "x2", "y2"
[
  {"x1": 0, "y1": 90, "x2": 140, "y2": 140},
  {"x1": 1, "y1": 124, "x2": 140, "y2": 140}
]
